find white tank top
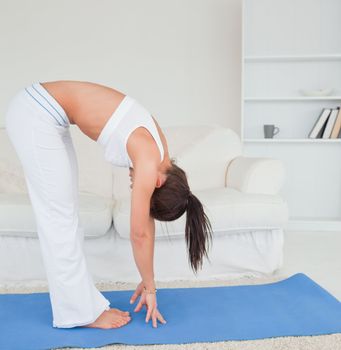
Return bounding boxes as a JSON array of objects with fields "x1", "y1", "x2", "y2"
[{"x1": 96, "y1": 95, "x2": 164, "y2": 168}]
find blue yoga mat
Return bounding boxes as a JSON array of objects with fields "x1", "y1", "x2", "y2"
[{"x1": 1, "y1": 273, "x2": 340, "y2": 350}]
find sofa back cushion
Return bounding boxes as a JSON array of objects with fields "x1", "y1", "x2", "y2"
[
  {"x1": 172, "y1": 125, "x2": 242, "y2": 191},
  {"x1": 0, "y1": 129, "x2": 27, "y2": 193}
]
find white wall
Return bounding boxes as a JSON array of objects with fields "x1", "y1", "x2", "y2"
[{"x1": 0, "y1": 0, "x2": 242, "y2": 133}]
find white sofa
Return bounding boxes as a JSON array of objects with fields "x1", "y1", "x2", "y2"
[{"x1": 0, "y1": 123, "x2": 289, "y2": 284}]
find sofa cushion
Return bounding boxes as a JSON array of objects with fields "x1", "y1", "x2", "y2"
[
  {"x1": 112, "y1": 187, "x2": 289, "y2": 240},
  {"x1": 0, "y1": 192, "x2": 114, "y2": 238},
  {"x1": 173, "y1": 126, "x2": 242, "y2": 191}
]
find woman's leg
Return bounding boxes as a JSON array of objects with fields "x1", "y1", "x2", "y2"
[{"x1": 5, "y1": 88, "x2": 111, "y2": 328}]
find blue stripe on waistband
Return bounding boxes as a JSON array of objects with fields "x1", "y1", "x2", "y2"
[
  {"x1": 24, "y1": 88, "x2": 64, "y2": 126},
  {"x1": 31, "y1": 85, "x2": 68, "y2": 125}
]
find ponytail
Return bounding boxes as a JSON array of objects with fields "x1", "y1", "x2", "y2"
[
  {"x1": 185, "y1": 192, "x2": 213, "y2": 273},
  {"x1": 149, "y1": 160, "x2": 213, "y2": 273}
]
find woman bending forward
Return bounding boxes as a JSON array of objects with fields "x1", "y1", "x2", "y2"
[{"x1": 5, "y1": 80, "x2": 213, "y2": 330}]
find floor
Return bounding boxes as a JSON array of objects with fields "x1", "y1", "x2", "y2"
[{"x1": 274, "y1": 229, "x2": 341, "y2": 301}]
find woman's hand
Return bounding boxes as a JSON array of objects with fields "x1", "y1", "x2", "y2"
[
  {"x1": 130, "y1": 282, "x2": 167, "y2": 328},
  {"x1": 130, "y1": 281, "x2": 144, "y2": 304}
]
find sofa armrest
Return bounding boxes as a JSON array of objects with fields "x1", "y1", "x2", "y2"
[{"x1": 225, "y1": 156, "x2": 285, "y2": 195}]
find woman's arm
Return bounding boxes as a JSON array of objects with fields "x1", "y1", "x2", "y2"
[
  {"x1": 129, "y1": 161, "x2": 158, "y2": 290},
  {"x1": 127, "y1": 136, "x2": 167, "y2": 327}
]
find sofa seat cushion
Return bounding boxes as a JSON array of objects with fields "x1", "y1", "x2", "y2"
[
  {"x1": 0, "y1": 192, "x2": 113, "y2": 238},
  {"x1": 113, "y1": 187, "x2": 289, "y2": 240}
]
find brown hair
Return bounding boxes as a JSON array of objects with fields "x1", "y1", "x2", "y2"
[{"x1": 150, "y1": 158, "x2": 213, "y2": 273}]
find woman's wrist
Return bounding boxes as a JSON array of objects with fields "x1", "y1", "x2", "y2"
[
  {"x1": 143, "y1": 286, "x2": 157, "y2": 294},
  {"x1": 143, "y1": 279, "x2": 156, "y2": 291}
]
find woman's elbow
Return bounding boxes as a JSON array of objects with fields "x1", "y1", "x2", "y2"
[{"x1": 130, "y1": 231, "x2": 150, "y2": 244}]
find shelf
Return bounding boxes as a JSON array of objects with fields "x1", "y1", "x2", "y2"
[
  {"x1": 244, "y1": 96, "x2": 341, "y2": 102},
  {"x1": 243, "y1": 138, "x2": 341, "y2": 143},
  {"x1": 244, "y1": 54, "x2": 341, "y2": 62},
  {"x1": 285, "y1": 217, "x2": 341, "y2": 232}
]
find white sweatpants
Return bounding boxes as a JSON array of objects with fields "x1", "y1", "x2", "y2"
[{"x1": 4, "y1": 82, "x2": 111, "y2": 328}]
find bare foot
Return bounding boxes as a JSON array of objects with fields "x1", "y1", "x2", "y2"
[
  {"x1": 84, "y1": 308, "x2": 131, "y2": 329},
  {"x1": 108, "y1": 308, "x2": 130, "y2": 317}
]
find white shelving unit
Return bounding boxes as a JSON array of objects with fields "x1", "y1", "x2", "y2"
[
  {"x1": 245, "y1": 54, "x2": 341, "y2": 62},
  {"x1": 245, "y1": 97, "x2": 341, "y2": 101},
  {"x1": 245, "y1": 139, "x2": 341, "y2": 144},
  {"x1": 242, "y1": 0, "x2": 341, "y2": 231}
]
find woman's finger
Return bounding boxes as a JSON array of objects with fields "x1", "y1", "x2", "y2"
[
  {"x1": 130, "y1": 291, "x2": 138, "y2": 304},
  {"x1": 145, "y1": 305, "x2": 153, "y2": 323},
  {"x1": 157, "y1": 310, "x2": 167, "y2": 324},
  {"x1": 130, "y1": 283, "x2": 144, "y2": 304},
  {"x1": 134, "y1": 298, "x2": 144, "y2": 312},
  {"x1": 152, "y1": 309, "x2": 157, "y2": 328},
  {"x1": 130, "y1": 288, "x2": 142, "y2": 304}
]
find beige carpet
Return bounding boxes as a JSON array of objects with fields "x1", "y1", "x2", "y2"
[{"x1": 1, "y1": 274, "x2": 340, "y2": 350}]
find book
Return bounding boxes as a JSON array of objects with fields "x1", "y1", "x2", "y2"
[
  {"x1": 308, "y1": 108, "x2": 331, "y2": 138},
  {"x1": 323, "y1": 107, "x2": 340, "y2": 138},
  {"x1": 316, "y1": 118, "x2": 329, "y2": 138},
  {"x1": 330, "y1": 107, "x2": 341, "y2": 138}
]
